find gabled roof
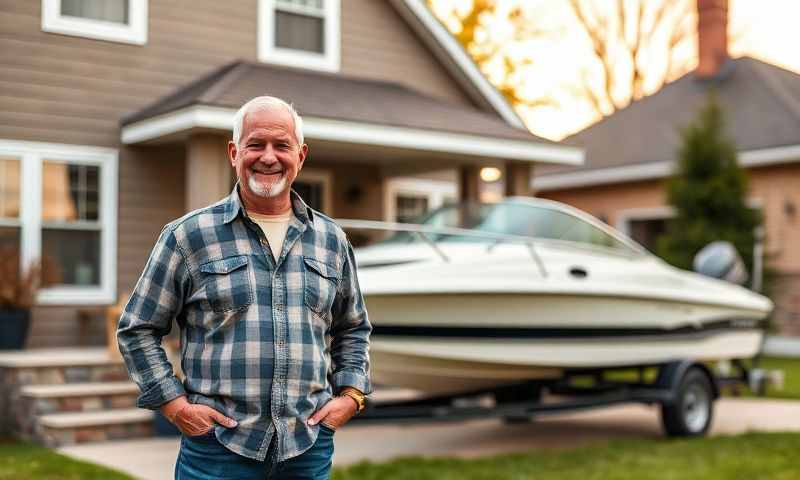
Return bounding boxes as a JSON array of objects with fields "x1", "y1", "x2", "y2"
[
  {"x1": 122, "y1": 60, "x2": 546, "y2": 143},
  {"x1": 534, "y1": 57, "x2": 800, "y2": 190},
  {"x1": 121, "y1": 61, "x2": 583, "y2": 165},
  {"x1": 388, "y1": 0, "x2": 525, "y2": 129}
]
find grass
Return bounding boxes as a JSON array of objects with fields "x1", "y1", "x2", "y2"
[
  {"x1": 2, "y1": 358, "x2": 797, "y2": 480},
  {"x1": 333, "y1": 432, "x2": 800, "y2": 480},
  {"x1": 571, "y1": 356, "x2": 800, "y2": 400},
  {"x1": 0, "y1": 439, "x2": 133, "y2": 480},
  {"x1": 748, "y1": 356, "x2": 800, "y2": 400}
]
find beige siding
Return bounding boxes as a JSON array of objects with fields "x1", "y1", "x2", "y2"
[
  {"x1": 26, "y1": 306, "x2": 103, "y2": 348},
  {"x1": 0, "y1": 0, "x2": 258, "y2": 148},
  {"x1": 0, "y1": 1, "x2": 472, "y2": 149},
  {"x1": 340, "y1": 0, "x2": 473, "y2": 106},
  {"x1": 0, "y1": 0, "x2": 480, "y2": 346},
  {"x1": 537, "y1": 179, "x2": 668, "y2": 228},
  {"x1": 117, "y1": 146, "x2": 187, "y2": 296}
]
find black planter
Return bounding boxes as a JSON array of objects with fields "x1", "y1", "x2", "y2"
[{"x1": 0, "y1": 308, "x2": 31, "y2": 350}]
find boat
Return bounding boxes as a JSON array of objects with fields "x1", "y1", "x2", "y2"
[{"x1": 338, "y1": 197, "x2": 773, "y2": 396}]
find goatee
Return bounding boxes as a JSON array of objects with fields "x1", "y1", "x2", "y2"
[{"x1": 248, "y1": 172, "x2": 288, "y2": 198}]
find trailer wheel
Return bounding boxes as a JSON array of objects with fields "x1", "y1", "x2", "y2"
[{"x1": 661, "y1": 366, "x2": 714, "y2": 437}]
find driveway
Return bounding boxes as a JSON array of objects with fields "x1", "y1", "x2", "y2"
[{"x1": 58, "y1": 398, "x2": 800, "y2": 480}]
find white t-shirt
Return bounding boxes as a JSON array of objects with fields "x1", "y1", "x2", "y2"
[{"x1": 248, "y1": 209, "x2": 293, "y2": 260}]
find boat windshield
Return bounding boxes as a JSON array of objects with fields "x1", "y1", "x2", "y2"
[{"x1": 381, "y1": 202, "x2": 635, "y2": 252}]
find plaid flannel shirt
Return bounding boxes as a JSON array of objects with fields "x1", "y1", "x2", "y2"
[{"x1": 117, "y1": 186, "x2": 371, "y2": 462}]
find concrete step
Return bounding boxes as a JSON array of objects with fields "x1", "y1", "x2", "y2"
[
  {"x1": 21, "y1": 381, "x2": 139, "y2": 398},
  {"x1": 31, "y1": 408, "x2": 155, "y2": 447},
  {"x1": 19, "y1": 382, "x2": 140, "y2": 416},
  {"x1": 0, "y1": 348, "x2": 129, "y2": 386},
  {"x1": 0, "y1": 348, "x2": 120, "y2": 368}
]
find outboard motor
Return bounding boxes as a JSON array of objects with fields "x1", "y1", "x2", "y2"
[{"x1": 693, "y1": 241, "x2": 748, "y2": 285}]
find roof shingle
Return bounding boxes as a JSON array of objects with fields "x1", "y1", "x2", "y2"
[
  {"x1": 122, "y1": 60, "x2": 552, "y2": 144},
  {"x1": 537, "y1": 57, "x2": 800, "y2": 178}
]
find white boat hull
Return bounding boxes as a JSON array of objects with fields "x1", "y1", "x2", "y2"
[
  {"x1": 371, "y1": 330, "x2": 764, "y2": 395},
  {"x1": 365, "y1": 292, "x2": 767, "y2": 395}
]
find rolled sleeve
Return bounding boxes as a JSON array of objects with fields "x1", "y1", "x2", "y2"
[
  {"x1": 136, "y1": 374, "x2": 186, "y2": 409},
  {"x1": 332, "y1": 370, "x2": 371, "y2": 395},
  {"x1": 330, "y1": 241, "x2": 372, "y2": 395},
  {"x1": 117, "y1": 225, "x2": 191, "y2": 410}
]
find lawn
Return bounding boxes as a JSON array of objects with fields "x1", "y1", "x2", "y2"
[
  {"x1": 580, "y1": 356, "x2": 800, "y2": 400},
  {"x1": 0, "y1": 439, "x2": 133, "y2": 480},
  {"x1": 749, "y1": 356, "x2": 800, "y2": 399},
  {"x1": 333, "y1": 432, "x2": 800, "y2": 480}
]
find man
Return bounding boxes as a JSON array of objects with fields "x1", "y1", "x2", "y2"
[{"x1": 118, "y1": 96, "x2": 371, "y2": 479}]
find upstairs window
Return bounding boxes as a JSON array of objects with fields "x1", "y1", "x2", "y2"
[
  {"x1": 259, "y1": 0, "x2": 340, "y2": 72},
  {"x1": 41, "y1": 0, "x2": 148, "y2": 45}
]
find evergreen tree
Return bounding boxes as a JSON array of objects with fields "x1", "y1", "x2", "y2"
[{"x1": 657, "y1": 93, "x2": 760, "y2": 274}]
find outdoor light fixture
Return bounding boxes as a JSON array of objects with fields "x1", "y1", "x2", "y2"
[
  {"x1": 480, "y1": 167, "x2": 502, "y2": 182},
  {"x1": 785, "y1": 199, "x2": 796, "y2": 219}
]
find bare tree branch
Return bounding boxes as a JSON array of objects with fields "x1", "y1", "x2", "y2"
[{"x1": 569, "y1": 0, "x2": 693, "y2": 118}]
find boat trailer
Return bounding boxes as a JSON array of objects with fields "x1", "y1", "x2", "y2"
[{"x1": 351, "y1": 359, "x2": 780, "y2": 437}]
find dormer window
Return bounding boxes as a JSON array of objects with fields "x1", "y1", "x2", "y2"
[
  {"x1": 258, "y1": 0, "x2": 340, "y2": 72},
  {"x1": 41, "y1": 0, "x2": 148, "y2": 45}
]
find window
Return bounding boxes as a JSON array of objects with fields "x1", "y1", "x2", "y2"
[
  {"x1": 395, "y1": 195, "x2": 429, "y2": 224},
  {"x1": 258, "y1": 0, "x2": 340, "y2": 72},
  {"x1": 294, "y1": 168, "x2": 332, "y2": 213},
  {"x1": 0, "y1": 140, "x2": 118, "y2": 304},
  {"x1": 616, "y1": 203, "x2": 762, "y2": 256},
  {"x1": 0, "y1": 157, "x2": 22, "y2": 257},
  {"x1": 385, "y1": 177, "x2": 457, "y2": 223},
  {"x1": 41, "y1": 0, "x2": 148, "y2": 45},
  {"x1": 42, "y1": 162, "x2": 102, "y2": 286},
  {"x1": 294, "y1": 181, "x2": 325, "y2": 212},
  {"x1": 628, "y1": 218, "x2": 668, "y2": 253}
]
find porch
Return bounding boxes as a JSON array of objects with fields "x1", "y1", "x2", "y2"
[{"x1": 120, "y1": 60, "x2": 583, "y2": 221}]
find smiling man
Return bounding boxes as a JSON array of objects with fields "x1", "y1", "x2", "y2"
[{"x1": 118, "y1": 96, "x2": 371, "y2": 480}]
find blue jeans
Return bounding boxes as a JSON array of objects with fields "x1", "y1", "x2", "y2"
[{"x1": 175, "y1": 425, "x2": 335, "y2": 479}]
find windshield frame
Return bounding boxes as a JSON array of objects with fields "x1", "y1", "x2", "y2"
[{"x1": 377, "y1": 198, "x2": 648, "y2": 257}]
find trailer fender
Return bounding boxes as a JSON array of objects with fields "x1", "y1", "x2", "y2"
[{"x1": 655, "y1": 361, "x2": 719, "y2": 404}]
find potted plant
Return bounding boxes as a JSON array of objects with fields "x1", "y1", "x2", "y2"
[{"x1": 0, "y1": 247, "x2": 41, "y2": 350}]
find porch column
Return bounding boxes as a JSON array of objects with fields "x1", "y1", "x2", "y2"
[
  {"x1": 505, "y1": 161, "x2": 532, "y2": 197},
  {"x1": 458, "y1": 165, "x2": 481, "y2": 204},
  {"x1": 186, "y1": 134, "x2": 231, "y2": 212}
]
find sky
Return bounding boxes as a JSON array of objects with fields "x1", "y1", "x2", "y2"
[{"x1": 430, "y1": 0, "x2": 800, "y2": 140}]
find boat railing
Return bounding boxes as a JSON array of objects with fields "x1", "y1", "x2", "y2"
[{"x1": 335, "y1": 219, "x2": 548, "y2": 278}]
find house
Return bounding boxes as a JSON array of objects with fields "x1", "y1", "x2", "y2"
[
  {"x1": 533, "y1": 0, "x2": 800, "y2": 335},
  {"x1": 1, "y1": 0, "x2": 583, "y2": 348}
]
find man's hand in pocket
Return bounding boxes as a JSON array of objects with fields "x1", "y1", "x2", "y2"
[
  {"x1": 161, "y1": 396, "x2": 238, "y2": 436},
  {"x1": 306, "y1": 396, "x2": 358, "y2": 430}
]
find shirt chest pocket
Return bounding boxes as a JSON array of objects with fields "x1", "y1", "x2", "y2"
[
  {"x1": 303, "y1": 256, "x2": 340, "y2": 318},
  {"x1": 198, "y1": 255, "x2": 254, "y2": 313}
]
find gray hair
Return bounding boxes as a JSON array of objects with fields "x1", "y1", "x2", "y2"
[{"x1": 232, "y1": 96, "x2": 304, "y2": 146}]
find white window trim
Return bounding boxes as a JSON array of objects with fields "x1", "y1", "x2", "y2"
[
  {"x1": 383, "y1": 177, "x2": 457, "y2": 222},
  {"x1": 295, "y1": 167, "x2": 332, "y2": 213},
  {"x1": 616, "y1": 199, "x2": 764, "y2": 237},
  {"x1": 258, "y1": 0, "x2": 340, "y2": 72},
  {"x1": 0, "y1": 139, "x2": 118, "y2": 305},
  {"x1": 41, "y1": 0, "x2": 148, "y2": 45}
]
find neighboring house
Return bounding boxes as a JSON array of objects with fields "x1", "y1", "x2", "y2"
[
  {"x1": 0, "y1": 0, "x2": 582, "y2": 348},
  {"x1": 533, "y1": 0, "x2": 800, "y2": 335}
]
